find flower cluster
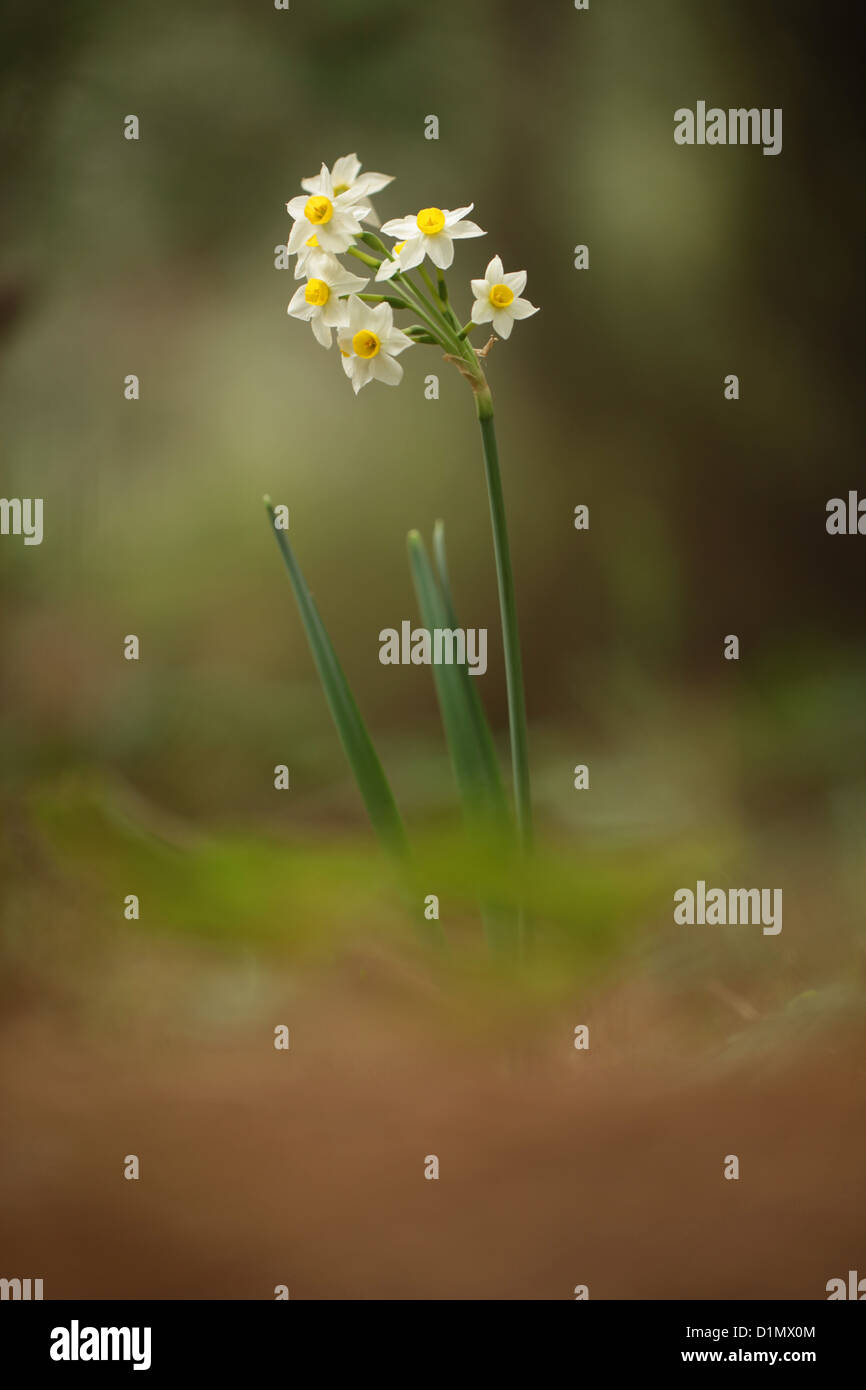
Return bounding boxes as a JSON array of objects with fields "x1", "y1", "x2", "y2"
[{"x1": 284, "y1": 154, "x2": 539, "y2": 393}]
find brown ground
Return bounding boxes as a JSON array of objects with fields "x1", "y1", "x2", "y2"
[{"x1": 1, "y1": 953, "x2": 864, "y2": 1301}]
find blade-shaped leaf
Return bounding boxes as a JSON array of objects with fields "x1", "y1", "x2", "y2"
[
  {"x1": 266, "y1": 500, "x2": 407, "y2": 859},
  {"x1": 408, "y1": 531, "x2": 495, "y2": 823},
  {"x1": 407, "y1": 528, "x2": 517, "y2": 951},
  {"x1": 432, "y1": 519, "x2": 510, "y2": 823}
]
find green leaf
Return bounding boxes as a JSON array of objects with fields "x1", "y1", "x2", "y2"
[
  {"x1": 407, "y1": 527, "x2": 517, "y2": 950},
  {"x1": 432, "y1": 520, "x2": 510, "y2": 825},
  {"x1": 266, "y1": 500, "x2": 407, "y2": 859},
  {"x1": 407, "y1": 529, "x2": 503, "y2": 828}
]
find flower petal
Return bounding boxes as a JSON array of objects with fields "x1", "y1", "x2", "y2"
[
  {"x1": 347, "y1": 295, "x2": 367, "y2": 332},
  {"x1": 370, "y1": 301, "x2": 394, "y2": 335},
  {"x1": 425, "y1": 233, "x2": 454, "y2": 269},
  {"x1": 491, "y1": 309, "x2": 514, "y2": 339},
  {"x1": 444, "y1": 204, "x2": 474, "y2": 225},
  {"x1": 382, "y1": 327, "x2": 413, "y2": 356},
  {"x1": 311, "y1": 315, "x2": 333, "y2": 348},
  {"x1": 509, "y1": 297, "x2": 539, "y2": 319},
  {"x1": 330, "y1": 268, "x2": 369, "y2": 295},
  {"x1": 503, "y1": 269, "x2": 527, "y2": 295},
  {"x1": 288, "y1": 219, "x2": 311, "y2": 254},
  {"x1": 351, "y1": 171, "x2": 394, "y2": 197},
  {"x1": 372, "y1": 353, "x2": 403, "y2": 386},
  {"x1": 396, "y1": 236, "x2": 426, "y2": 270},
  {"x1": 287, "y1": 284, "x2": 309, "y2": 314},
  {"x1": 333, "y1": 192, "x2": 369, "y2": 218},
  {"x1": 315, "y1": 223, "x2": 352, "y2": 253},
  {"x1": 321, "y1": 298, "x2": 351, "y2": 327},
  {"x1": 380, "y1": 216, "x2": 416, "y2": 238},
  {"x1": 375, "y1": 257, "x2": 403, "y2": 282},
  {"x1": 449, "y1": 219, "x2": 485, "y2": 240},
  {"x1": 485, "y1": 255, "x2": 504, "y2": 283},
  {"x1": 332, "y1": 153, "x2": 362, "y2": 186},
  {"x1": 471, "y1": 299, "x2": 494, "y2": 324},
  {"x1": 352, "y1": 358, "x2": 375, "y2": 393}
]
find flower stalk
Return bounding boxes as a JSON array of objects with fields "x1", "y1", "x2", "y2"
[{"x1": 474, "y1": 387, "x2": 533, "y2": 856}]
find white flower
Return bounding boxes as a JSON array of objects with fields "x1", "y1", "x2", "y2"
[
  {"x1": 293, "y1": 232, "x2": 326, "y2": 280},
  {"x1": 287, "y1": 252, "x2": 369, "y2": 348},
  {"x1": 470, "y1": 255, "x2": 539, "y2": 339},
  {"x1": 302, "y1": 153, "x2": 393, "y2": 227},
  {"x1": 376, "y1": 204, "x2": 485, "y2": 280},
  {"x1": 287, "y1": 165, "x2": 371, "y2": 256},
  {"x1": 337, "y1": 296, "x2": 413, "y2": 394}
]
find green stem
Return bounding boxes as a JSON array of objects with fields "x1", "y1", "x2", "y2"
[
  {"x1": 458, "y1": 320, "x2": 476, "y2": 338},
  {"x1": 357, "y1": 231, "x2": 392, "y2": 258},
  {"x1": 475, "y1": 389, "x2": 533, "y2": 858},
  {"x1": 358, "y1": 294, "x2": 408, "y2": 309},
  {"x1": 394, "y1": 273, "x2": 463, "y2": 354},
  {"x1": 351, "y1": 242, "x2": 465, "y2": 357},
  {"x1": 347, "y1": 246, "x2": 381, "y2": 270},
  {"x1": 432, "y1": 270, "x2": 461, "y2": 331},
  {"x1": 395, "y1": 265, "x2": 452, "y2": 324},
  {"x1": 419, "y1": 265, "x2": 440, "y2": 302},
  {"x1": 349, "y1": 243, "x2": 452, "y2": 349},
  {"x1": 389, "y1": 263, "x2": 464, "y2": 353},
  {"x1": 398, "y1": 283, "x2": 452, "y2": 345}
]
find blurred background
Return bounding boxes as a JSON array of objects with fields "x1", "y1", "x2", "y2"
[{"x1": 1, "y1": 0, "x2": 864, "y2": 1298}]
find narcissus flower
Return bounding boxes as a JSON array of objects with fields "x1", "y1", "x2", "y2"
[
  {"x1": 376, "y1": 204, "x2": 485, "y2": 280},
  {"x1": 337, "y1": 297, "x2": 413, "y2": 393},
  {"x1": 294, "y1": 232, "x2": 325, "y2": 280},
  {"x1": 470, "y1": 256, "x2": 539, "y2": 339},
  {"x1": 287, "y1": 253, "x2": 369, "y2": 348},
  {"x1": 302, "y1": 153, "x2": 393, "y2": 227},
  {"x1": 287, "y1": 165, "x2": 370, "y2": 255}
]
